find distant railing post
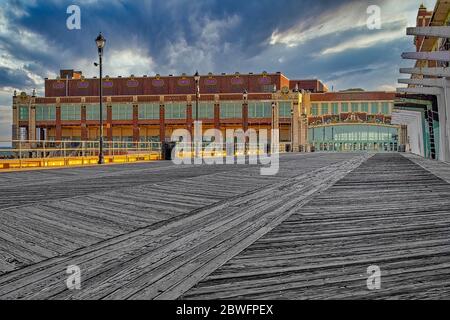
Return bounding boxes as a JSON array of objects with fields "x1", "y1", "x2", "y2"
[{"x1": 19, "y1": 141, "x2": 22, "y2": 168}]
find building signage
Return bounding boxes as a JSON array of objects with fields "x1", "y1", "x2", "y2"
[
  {"x1": 178, "y1": 78, "x2": 191, "y2": 86},
  {"x1": 258, "y1": 77, "x2": 272, "y2": 85},
  {"x1": 152, "y1": 79, "x2": 165, "y2": 87},
  {"x1": 53, "y1": 82, "x2": 65, "y2": 89},
  {"x1": 77, "y1": 81, "x2": 89, "y2": 89},
  {"x1": 231, "y1": 77, "x2": 244, "y2": 85},
  {"x1": 103, "y1": 81, "x2": 114, "y2": 88},
  {"x1": 204, "y1": 78, "x2": 218, "y2": 86},
  {"x1": 127, "y1": 80, "x2": 139, "y2": 88}
]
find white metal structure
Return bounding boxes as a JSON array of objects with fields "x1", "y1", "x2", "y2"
[{"x1": 398, "y1": 26, "x2": 450, "y2": 162}]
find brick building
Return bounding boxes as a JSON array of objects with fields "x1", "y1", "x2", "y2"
[{"x1": 12, "y1": 70, "x2": 397, "y2": 152}]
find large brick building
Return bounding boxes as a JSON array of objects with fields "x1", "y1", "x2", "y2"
[{"x1": 12, "y1": 70, "x2": 397, "y2": 152}]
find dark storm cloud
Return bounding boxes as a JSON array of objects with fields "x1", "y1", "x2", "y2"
[
  {"x1": 0, "y1": 67, "x2": 34, "y2": 88},
  {"x1": 0, "y1": 0, "x2": 420, "y2": 91}
]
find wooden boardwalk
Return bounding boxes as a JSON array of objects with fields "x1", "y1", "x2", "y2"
[
  {"x1": 183, "y1": 154, "x2": 450, "y2": 300},
  {"x1": 0, "y1": 153, "x2": 449, "y2": 299}
]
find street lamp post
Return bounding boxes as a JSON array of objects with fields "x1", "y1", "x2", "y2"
[
  {"x1": 271, "y1": 85, "x2": 277, "y2": 154},
  {"x1": 194, "y1": 71, "x2": 201, "y2": 159},
  {"x1": 243, "y1": 90, "x2": 248, "y2": 154},
  {"x1": 292, "y1": 84, "x2": 300, "y2": 153},
  {"x1": 95, "y1": 32, "x2": 106, "y2": 165}
]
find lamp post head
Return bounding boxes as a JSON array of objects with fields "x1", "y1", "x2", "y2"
[
  {"x1": 243, "y1": 89, "x2": 248, "y2": 101},
  {"x1": 96, "y1": 32, "x2": 106, "y2": 54},
  {"x1": 272, "y1": 84, "x2": 277, "y2": 93},
  {"x1": 294, "y1": 83, "x2": 299, "y2": 93},
  {"x1": 194, "y1": 71, "x2": 200, "y2": 83}
]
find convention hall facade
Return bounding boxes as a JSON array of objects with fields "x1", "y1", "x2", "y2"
[{"x1": 12, "y1": 70, "x2": 398, "y2": 152}]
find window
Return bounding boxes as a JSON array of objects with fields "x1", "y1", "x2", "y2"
[
  {"x1": 311, "y1": 103, "x2": 319, "y2": 116},
  {"x1": 165, "y1": 102, "x2": 186, "y2": 120},
  {"x1": 112, "y1": 104, "x2": 133, "y2": 120},
  {"x1": 331, "y1": 103, "x2": 339, "y2": 115},
  {"x1": 262, "y1": 85, "x2": 275, "y2": 93},
  {"x1": 139, "y1": 103, "x2": 160, "y2": 120},
  {"x1": 220, "y1": 101, "x2": 242, "y2": 119},
  {"x1": 381, "y1": 102, "x2": 390, "y2": 115},
  {"x1": 19, "y1": 106, "x2": 29, "y2": 121},
  {"x1": 321, "y1": 103, "x2": 329, "y2": 115},
  {"x1": 351, "y1": 103, "x2": 359, "y2": 113},
  {"x1": 248, "y1": 101, "x2": 272, "y2": 118},
  {"x1": 61, "y1": 104, "x2": 81, "y2": 121},
  {"x1": 341, "y1": 103, "x2": 349, "y2": 113},
  {"x1": 361, "y1": 103, "x2": 369, "y2": 113},
  {"x1": 86, "y1": 105, "x2": 107, "y2": 121},
  {"x1": 279, "y1": 101, "x2": 292, "y2": 117},
  {"x1": 371, "y1": 103, "x2": 379, "y2": 114},
  {"x1": 36, "y1": 105, "x2": 56, "y2": 121},
  {"x1": 193, "y1": 102, "x2": 214, "y2": 119}
]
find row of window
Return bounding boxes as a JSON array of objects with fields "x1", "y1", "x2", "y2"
[
  {"x1": 20, "y1": 102, "x2": 279, "y2": 121},
  {"x1": 310, "y1": 102, "x2": 392, "y2": 116},
  {"x1": 20, "y1": 101, "x2": 392, "y2": 122}
]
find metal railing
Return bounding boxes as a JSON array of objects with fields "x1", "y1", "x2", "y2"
[
  {"x1": 0, "y1": 140, "x2": 162, "y2": 170},
  {"x1": 0, "y1": 140, "x2": 161, "y2": 160}
]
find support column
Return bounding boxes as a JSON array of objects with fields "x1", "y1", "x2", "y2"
[
  {"x1": 29, "y1": 103, "x2": 36, "y2": 141},
  {"x1": 292, "y1": 99, "x2": 300, "y2": 152},
  {"x1": 133, "y1": 104, "x2": 139, "y2": 142},
  {"x1": 81, "y1": 105, "x2": 88, "y2": 141},
  {"x1": 243, "y1": 101, "x2": 249, "y2": 133},
  {"x1": 12, "y1": 99, "x2": 19, "y2": 141},
  {"x1": 160, "y1": 97, "x2": 165, "y2": 143},
  {"x1": 271, "y1": 94, "x2": 280, "y2": 153},
  {"x1": 214, "y1": 95, "x2": 220, "y2": 131},
  {"x1": 437, "y1": 94, "x2": 450, "y2": 161},
  {"x1": 187, "y1": 99, "x2": 193, "y2": 138},
  {"x1": 107, "y1": 104, "x2": 113, "y2": 142},
  {"x1": 300, "y1": 92, "x2": 311, "y2": 151},
  {"x1": 56, "y1": 101, "x2": 62, "y2": 141}
]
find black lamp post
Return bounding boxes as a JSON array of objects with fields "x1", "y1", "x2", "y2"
[
  {"x1": 243, "y1": 90, "x2": 248, "y2": 153},
  {"x1": 271, "y1": 85, "x2": 277, "y2": 154},
  {"x1": 194, "y1": 71, "x2": 200, "y2": 158},
  {"x1": 95, "y1": 32, "x2": 106, "y2": 164},
  {"x1": 292, "y1": 84, "x2": 300, "y2": 152},
  {"x1": 194, "y1": 71, "x2": 200, "y2": 122}
]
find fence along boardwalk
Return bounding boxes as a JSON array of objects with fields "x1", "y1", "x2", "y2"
[
  {"x1": 0, "y1": 153, "x2": 362, "y2": 298},
  {"x1": 183, "y1": 154, "x2": 450, "y2": 300}
]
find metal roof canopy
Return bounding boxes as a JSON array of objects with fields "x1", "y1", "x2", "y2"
[
  {"x1": 401, "y1": 51, "x2": 450, "y2": 62},
  {"x1": 398, "y1": 78, "x2": 450, "y2": 87},
  {"x1": 399, "y1": 67, "x2": 450, "y2": 77},
  {"x1": 407, "y1": 26, "x2": 450, "y2": 38}
]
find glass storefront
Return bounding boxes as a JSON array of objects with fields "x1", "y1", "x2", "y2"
[{"x1": 308, "y1": 124, "x2": 399, "y2": 152}]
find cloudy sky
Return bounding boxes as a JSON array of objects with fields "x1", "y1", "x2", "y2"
[{"x1": 0, "y1": 0, "x2": 437, "y2": 140}]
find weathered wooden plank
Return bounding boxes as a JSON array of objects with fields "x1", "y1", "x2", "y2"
[
  {"x1": 0, "y1": 153, "x2": 367, "y2": 299},
  {"x1": 183, "y1": 154, "x2": 450, "y2": 300}
]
